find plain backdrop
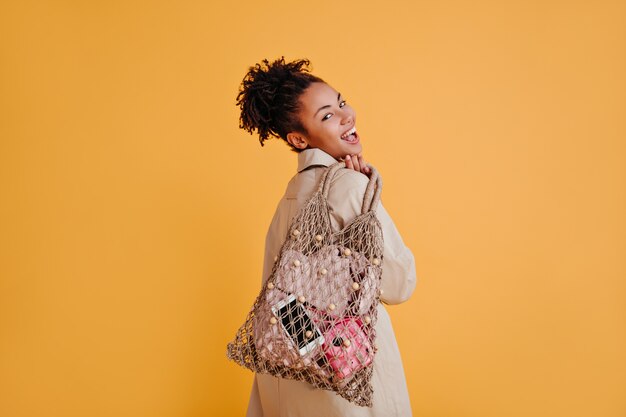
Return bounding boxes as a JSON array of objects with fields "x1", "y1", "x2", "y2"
[{"x1": 0, "y1": 1, "x2": 624, "y2": 416}]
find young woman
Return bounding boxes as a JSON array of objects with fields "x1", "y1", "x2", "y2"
[{"x1": 236, "y1": 57, "x2": 417, "y2": 417}]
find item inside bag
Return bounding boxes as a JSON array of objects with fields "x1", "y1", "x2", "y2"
[
  {"x1": 271, "y1": 294, "x2": 325, "y2": 356},
  {"x1": 321, "y1": 317, "x2": 373, "y2": 380},
  {"x1": 268, "y1": 291, "x2": 375, "y2": 381}
]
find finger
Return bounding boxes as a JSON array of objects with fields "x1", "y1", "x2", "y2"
[
  {"x1": 358, "y1": 153, "x2": 369, "y2": 174},
  {"x1": 352, "y1": 154, "x2": 362, "y2": 172},
  {"x1": 345, "y1": 154, "x2": 354, "y2": 170},
  {"x1": 359, "y1": 152, "x2": 372, "y2": 175}
]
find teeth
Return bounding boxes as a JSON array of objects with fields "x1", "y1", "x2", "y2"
[{"x1": 340, "y1": 127, "x2": 357, "y2": 139}]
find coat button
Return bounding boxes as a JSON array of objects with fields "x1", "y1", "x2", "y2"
[
  {"x1": 352, "y1": 282, "x2": 360, "y2": 290},
  {"x1": 372, "y1": 257, "x2": 380, "y2": 266},
  {"x1": 328, "y1": 303, "x2": 336, "y2": 311},
  {"x1": 320, "y1": 268, "x2": 327, "y2": 275},
  {"x1": 270, "y1": 317, "x2": 277, "y2": 325},
  {"x1": 343, "y1": 248, "x2": 352, "y2": 256},
  {"x1": 364, "y1": 316, "x2": 371, "y2": 324},
  {"x1": 305, "y1": 330, "x2": 313, "y2": 338},
  {"x1": 298, "y1": 295, "x2": 306, "y2": 303},
  {"x1": 292, "y1": 229, "x2": 300, "y2": 237},
  {"x1": 267, "y1": 282, "x2": 275, "y2": 289},
  {"x1": 315, "y1": 234, "x2": 323, "y2": 242},
  {"x1": 343, "y1": 339, "x2": 351, "y2": 347},
  {"x1": 293, "y1": 259, "x2": 301, "y2": 267}
]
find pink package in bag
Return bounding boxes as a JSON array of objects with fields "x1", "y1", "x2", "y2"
[{"x1": 323, "y1": 317, "x2": 374, "y2": 379}]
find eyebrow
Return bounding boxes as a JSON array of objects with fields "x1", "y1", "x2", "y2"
[{"x1": 314, "y1": 92, "x2": 342, "y2": 117}]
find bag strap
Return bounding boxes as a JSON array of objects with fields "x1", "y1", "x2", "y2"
[
  {"x1": 318, "y1": 161, "x2": 345, "y2": 196},
  {"x1": 319, "y1": 161, "x2": 383, "y2": 214},
  {"x1": 361, "y1": 165, "x2": 382, "y2": 214}
]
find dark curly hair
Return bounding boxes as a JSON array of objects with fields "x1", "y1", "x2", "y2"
[{"x1": 236, "y1": 56, "x2": 325, "y2": 152}]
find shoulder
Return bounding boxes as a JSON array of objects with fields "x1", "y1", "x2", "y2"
[
  {"x1": 325, "y1": 168, "x2": 373, "y2": 223},
  {"x1": 329, "y1": 167, "x2": 370, "y2": 195}
]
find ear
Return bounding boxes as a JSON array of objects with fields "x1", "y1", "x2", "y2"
[{"x1": 286, "y1": 132, "x2": 309, "y2": 150}]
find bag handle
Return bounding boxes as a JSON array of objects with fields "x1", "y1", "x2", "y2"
[
  {"x1": 319, "y1": 161, "x2": 383, "y2": 214},
  {"x1": 361, "y1": 165, "x2": 382, "y2": 214}
]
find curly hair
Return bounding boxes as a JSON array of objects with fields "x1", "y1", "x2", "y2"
[{"x1": 236, "y1": 56, "x2": 325, "y2": 152}]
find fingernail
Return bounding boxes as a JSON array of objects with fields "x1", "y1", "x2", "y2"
[{"x1": 346, "y1": 155, "x2": 351, "y2": 159}]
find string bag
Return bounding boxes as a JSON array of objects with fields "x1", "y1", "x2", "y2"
[{"x1": 227, "y1": 161, "x2": 384, "y2": 407}]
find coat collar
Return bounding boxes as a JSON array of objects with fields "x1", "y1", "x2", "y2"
[{"x1": 297, "y1": 148, "x2": 339, "y2": 173}]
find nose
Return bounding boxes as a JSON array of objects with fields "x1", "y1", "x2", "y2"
[{"x1": 341, "y1": 112, "x2": 354, "y2": 125}]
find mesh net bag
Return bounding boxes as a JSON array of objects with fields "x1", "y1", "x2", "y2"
[{"x1": 226, "y1": 161, "x2": 384, "y2": 407}]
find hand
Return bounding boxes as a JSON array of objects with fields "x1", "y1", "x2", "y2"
[{"x1": 342, "y1": 152, "x2": 372, "y2": 177}]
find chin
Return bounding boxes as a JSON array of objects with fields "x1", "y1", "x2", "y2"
[{"x1": 344, "y1": 143, "x2": 362, "y2": 154}]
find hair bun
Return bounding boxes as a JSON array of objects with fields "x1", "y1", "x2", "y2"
[{"x1": 236, "y1": 56, "x2": 324, "y2": 150}]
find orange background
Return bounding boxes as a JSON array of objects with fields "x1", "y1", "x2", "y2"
[{"x1": 1, "y1": 1, "x2": 625, "y2": 416}]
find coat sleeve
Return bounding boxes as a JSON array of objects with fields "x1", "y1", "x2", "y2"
[
  {"x1": 245, "y1": 376, "x2": 264, "y2": 417},
  {"x1": 326, "y1": 169, "x2": 417, "y2": 305}
]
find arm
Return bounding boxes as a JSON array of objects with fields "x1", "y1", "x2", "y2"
[
  {"x1": 326, "y1": 169, "x2": 417, "y2": 305},
  {"x1": 374, "y1": 200, "x2": 417, "y2": 304}
]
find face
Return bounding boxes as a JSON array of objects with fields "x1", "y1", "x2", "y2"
[{"x1": 287, "y1": 82, "x2": 362, "y2": 159}]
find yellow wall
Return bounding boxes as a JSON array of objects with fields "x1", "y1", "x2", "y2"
[{"x1": 1, "y1": 1, "x2": 624, "y2": 416}]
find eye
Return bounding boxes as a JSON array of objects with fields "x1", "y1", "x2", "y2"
[{"x1": 322, "y1": 100, "x2": 348, "y2": 121}]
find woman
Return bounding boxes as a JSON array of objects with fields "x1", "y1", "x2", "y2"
[{"x1": 236, "y1": 57, "x2": 417, "y2": 417}]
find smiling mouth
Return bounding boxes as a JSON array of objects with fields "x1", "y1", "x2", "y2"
[{"x1": 340, "y1": 126, "x2": 359, "y2": 144}]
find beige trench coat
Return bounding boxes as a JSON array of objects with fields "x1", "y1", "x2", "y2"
[{"x1": 246, "y1": 148, "x2": 417, "y2": 417}]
